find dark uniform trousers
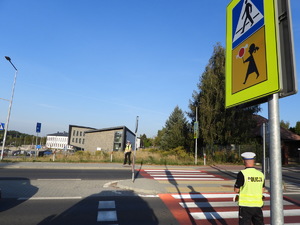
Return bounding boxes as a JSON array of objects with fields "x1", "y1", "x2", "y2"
[{"x1": 239, "y1": 206, "x2": 264, "y2": 225}]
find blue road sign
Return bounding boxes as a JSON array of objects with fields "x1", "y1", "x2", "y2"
[
  {"x1": 36, "y1": 122, "x2": 42, "y2": 133},
  {"x1": 0, "y1": 123, "x2": 5, "y2": 130}
]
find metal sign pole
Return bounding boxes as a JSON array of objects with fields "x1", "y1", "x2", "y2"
[
  {"x1": 195, "y1": 107, "x2": 198, "y2": 165},
  {"x1": 262, "y1": 123, "x2": 266, "y2": 176},
  {"x1": 268, "y1": 93, "x2": 284, "y2": 224},
  {"x1": 132, "y1": 116, "x2": 139, "y2": 182},
  {"x1": 1, "y1": 68, "x2": 18, "y2": 160}
]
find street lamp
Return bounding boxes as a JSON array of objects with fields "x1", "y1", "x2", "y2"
[{"x1": 0, "y1": 56, "x2": 18, "y2": 160}]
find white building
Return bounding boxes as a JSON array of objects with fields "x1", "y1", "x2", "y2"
[{"x1": 46, "y1": 132, "x2": 72, "y2": 150}]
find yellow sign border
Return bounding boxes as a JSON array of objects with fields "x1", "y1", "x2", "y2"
[{"x1": 225, "y1": 0, "x2": 281, "y2": 108}]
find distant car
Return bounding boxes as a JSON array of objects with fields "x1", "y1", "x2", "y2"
[
  {"x1": 4, "y1": 149, "x2": 12, "y2": 154},
  {"x1": 28, "y1": 150, "x2": 36, "y2": 156},
  {"x1": 38, "y1": 149, "x2": 53, "y2": 156},
  {"x1": 12, "y1": 150, "x2": 30, "y2": 156},
  {"x1": 43, "y1": 150, "x2": 53, "y2": 155},
  {"x1": 0, "y1": 150, "x2": 7, "y2": 157}
]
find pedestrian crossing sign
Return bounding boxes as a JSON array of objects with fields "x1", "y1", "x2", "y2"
[
  {"x1": 0, "y1": 123, "x2": 4, "y2": 130},
  {"x1": 225, "y1": 0, "x2": 281, "y2": 108},
  {"x1": 232, "y1": 0, "x2": 264, "y2": 48}
]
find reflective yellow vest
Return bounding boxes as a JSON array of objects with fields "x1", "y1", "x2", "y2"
[
  {"x1": 125, "y1": 144, "x2": 132, "y2": 153},
  {"x1": 238, "y1": 168, "x2": 264, "y2": 207}
]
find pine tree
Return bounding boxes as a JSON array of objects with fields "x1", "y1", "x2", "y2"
[
  {"x1": 159, "y1": 106, "x2": 190, "y2": 151},
  {"x1": 188, "y1": 43, "x2": 260, "y2": 146}
]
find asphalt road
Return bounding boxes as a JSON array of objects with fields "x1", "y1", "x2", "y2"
[
  {"x1": 0, "y1": 196, "x2": 178, "y2": 225},
  {"x1": 0, "y1": 164, "x2": 299, "y2": 225},
  {"x1": 0, "y1": 168, "x2": 178, "y2": 225},
  {"x1": 0, "y1": 168, "x2": 134, "y2": 180}
]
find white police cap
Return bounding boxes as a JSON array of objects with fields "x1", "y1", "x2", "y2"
[{"x1": 241, "y1": 152, "x2": 256, "y2": 160}]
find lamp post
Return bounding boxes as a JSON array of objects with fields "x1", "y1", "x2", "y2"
[{"x1": 0, "y1": 56, "x2": 18, "y2": 160}]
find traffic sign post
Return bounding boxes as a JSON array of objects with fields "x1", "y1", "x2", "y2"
[
  {"x1": 194, "y1": 107, "x2": 199, "y2": 165},
  {"x1": 226, "y1": 0, "x2": 297, "y2": 108},
  {"x1": 226, "y1": 0, "x2": 297, "y2": 224},
  {"x1": 35, "y1": 122, "x2": 42, "y2": 158},
  {"x1": 226, "y1": 0, "x2": 281, "y2": 108}
]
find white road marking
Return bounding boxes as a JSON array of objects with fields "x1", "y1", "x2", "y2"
[
  {"x1": 97, "y1": 210, "x2": 117, "y2": 222},
  {"x1": 154, "y1": 177, "x2": 224, "y2": 180},
  {"x1": 37, "y1": 179, "x2": 82, "y2": 181},
  {"x1": 18, "y1": 196, "x2": 82, "y2": 200},
  {"x1": 190, "y1": 209, "x2": 300, "y2": 220},
  {"x1": 98, "y1": 200, "x2": 115, "y2": 209}
]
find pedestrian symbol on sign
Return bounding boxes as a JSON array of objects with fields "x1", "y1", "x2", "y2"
[{"x1": 232, "y1": 0, "x2": 264, "y2": 48}]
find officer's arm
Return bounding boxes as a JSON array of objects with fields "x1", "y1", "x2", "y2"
[
  {"x1": 234, "y1": 171, "x2": 244, "y2": 193},
  {"x1": 262, "y1": 179, "x2": 266, "y2": 193}
]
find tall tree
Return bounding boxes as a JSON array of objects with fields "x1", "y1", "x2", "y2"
[
  {"x1": 289, "y1": 121, "x2": 300, "y2": 135},
  {"x1": 159, "y1": 106, "x2": 190, "y2": 151},
  {"x1": 188, "y1": 43, "x2": 260, "y2": 146},
  {"x1": 295, "y1": 121, "x2": 300, "y2": 135},
  {"x1": 140, "y1": 134, "x2": 152, "y2": 148},
  {"x1": 280, "y1": 120, "x2": 290, "y2": 130}
]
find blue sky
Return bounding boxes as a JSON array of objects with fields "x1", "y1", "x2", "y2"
[{"x1": 0, "y1": 0, "x2": 299, "y2": 138}]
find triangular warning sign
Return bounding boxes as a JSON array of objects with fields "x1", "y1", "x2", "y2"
[{"x1": 233, "y1": 0, "x2": 264, "y2": 43}]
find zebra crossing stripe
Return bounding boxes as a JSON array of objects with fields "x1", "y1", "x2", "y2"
[
  {"x1": 145, "y1": 169, "x2": 204, "y2": 172},
  {"x1": 173, "y1": 193, "x2": 237, "y2": 199},
  {"x1": 172, "y1": 193, "x2": 270, "y2": 199},
  {"x1": 179, "y1": 200, "x2": 294, "y2": 208},
  {"x1": 191, "y1": 211, "x2": 237, "y2": 220},
  {"x1": 266, "y1": 224, "x2": 300, "y2": 225},
  {"x1": 190, "y1": 209, "x2": 300, "y2": 220},
  {"x1": 151, "y1": 174, "x2": 215, "y2": 177},
  {"x1": 143, "y1": 169, "x2": 226, "y2": 181},
  {"x1": 154, "y1": 177, "x2": 224, "y2": 180}
]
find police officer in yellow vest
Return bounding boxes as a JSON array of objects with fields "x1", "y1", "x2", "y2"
[
  {"x1": 123, "y1": 140, "x2": 132, "y2": 166},
  {"x1": 234, "y1": 152, "x2": 265, "y2": 225}
]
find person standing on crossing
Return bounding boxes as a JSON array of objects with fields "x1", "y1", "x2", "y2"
[
  {"x1": 234, "y1": 152, "x2": 265, "y2": 225},
  {"x1": 123, "y1": 140, "x2": 132, "y2": 166}
]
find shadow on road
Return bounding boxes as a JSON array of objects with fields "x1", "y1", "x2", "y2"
[
  {"x1": 36, "y1": 190, "x2": 159, "y2": 225},
  {"x1": 0, "y1": 177, "x2": 38, "y2": 212},
  {"x1": 187, "y1": 185, "x2": 227, "y2": 225},
  {"x1": 165, "y1": 165, "x2": 197, "y2": 225},
  {"x1": 163, "y1": 166, "x2": 228, "y2": 225}
]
